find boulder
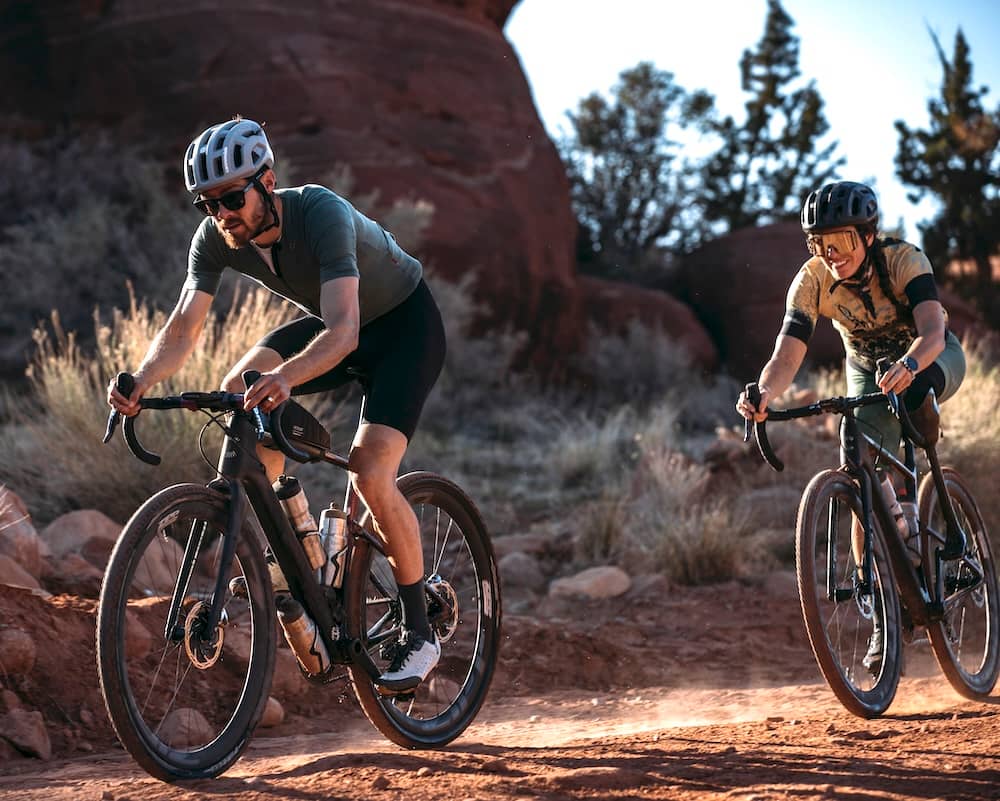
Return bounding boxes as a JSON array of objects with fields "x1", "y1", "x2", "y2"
[
  {"x1": 549, "y1": 566, "x2": 631, "y2": 600},
  {"x1": 1, "y1": 0, "x2": 711, "y2": 376},
  {"x1": 157, "y1": 709, "x2": 212, "y2": 749},
  {"x1": 0, "y1": 627, "x2": 36, "y2": 676},
  {"x1": 259, "y1": 697, "x2": 285, "y2": 729},
  {"x1": 0, "y1": 487, "x2": 42, "y2": 579},
  {"x1": 577, "y1": 276, "x2": 718, "y2": 369},
  {"x1": 0, "y1": 555, "x2": 42, "y2": 591},
  {"x1": 39, "y1": 510, "x2": 121, "y2": 564},
  {"x1": 0, "y1": 708, "x2": 51, "y2": 760},
  {"x1": 668, "y1": 222, "x2": 843, "y2": 380},
  {"x1": 498, "y1": 551, "x2": 547, "y2": 594}
]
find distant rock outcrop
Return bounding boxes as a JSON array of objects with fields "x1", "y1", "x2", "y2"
[{"x1": 669, "y1": 222, "x2": 985, "y2": 380}]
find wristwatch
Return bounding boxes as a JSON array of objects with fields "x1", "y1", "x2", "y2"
[{"x1": 899, "y1": 355, "x2": 919, "y2": 375}]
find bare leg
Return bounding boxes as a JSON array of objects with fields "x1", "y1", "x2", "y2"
[
  {"x1": 348, "y1": 423, "x2": 422, "y2": 585},
  {"x1": 221, "y1": 347, "x2": 286, "y2": 481}
]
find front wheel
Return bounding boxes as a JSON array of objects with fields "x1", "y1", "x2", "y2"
[
  {"x1": 345, "y1": 471, "x2": 502, "y2": 748},
  {"x1": 795, "y1": 469, "x2": 902, "y2": 718},
  {"x1": 918, "y1": 467, "x2": 1000, "y2": 699},
  {"x1": 96, "y1": 484, "x2": 276, "y2": 781}
]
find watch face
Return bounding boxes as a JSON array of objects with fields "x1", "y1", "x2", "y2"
[{"x1": 903, "y1": 356, "x2": 919, "y2": 373}]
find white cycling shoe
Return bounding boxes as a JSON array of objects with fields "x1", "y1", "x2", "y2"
[{"x1": 375, "y1": 630, "x2": 441, "y2": 695}]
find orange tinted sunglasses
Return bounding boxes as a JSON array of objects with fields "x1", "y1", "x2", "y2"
[{"x1": 805, "y1": 230, "x2": 858, "y2": 257}]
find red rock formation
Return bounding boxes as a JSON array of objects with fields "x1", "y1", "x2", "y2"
[
  {"x1": 577, "y1": 277, "x2": 718, "y2": 368},
  {"x1": 1, "y1": 0, "x2": 721, "y2": 373}
]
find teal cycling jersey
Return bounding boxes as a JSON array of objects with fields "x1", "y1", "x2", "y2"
[{"x1": 185, "y1": 185, "x2": 422, "y2": 325}]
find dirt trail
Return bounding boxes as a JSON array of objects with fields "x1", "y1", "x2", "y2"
[
  {"x1": 2, "y1": 677, "x2": 999, "y2": 801},
  {"x1": 3, "y1": 576, "x2": 1000, "y2": 799}
]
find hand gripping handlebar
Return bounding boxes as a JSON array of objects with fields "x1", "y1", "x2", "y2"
[{"x1": 742, "y1": 382, "x2": 785, "y2": 472}]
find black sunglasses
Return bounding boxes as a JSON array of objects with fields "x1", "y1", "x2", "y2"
[{"x1": 193, "y1": 177, "x2": 257, "y2": 216}]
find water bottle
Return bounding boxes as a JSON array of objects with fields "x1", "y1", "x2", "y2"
[
  {"x1": 319, "y1": 504, "x2": 349, "y2": 588},
  {"x1": 273, "y1": 475, "x2": 325, "y2": 571},
  {"x1": 899, "y1": 500, "x2": 921, "y2": 566},
  {"x1": 275, "y1": 592, "x2": 331, "y2": 675}
]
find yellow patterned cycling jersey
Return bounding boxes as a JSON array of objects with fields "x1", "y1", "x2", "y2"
[{"x1": 782, "y1": 239, "x2": 942, "y2": 373}]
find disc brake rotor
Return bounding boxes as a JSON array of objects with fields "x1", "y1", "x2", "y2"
[
  {"x1": 427, "y1": 575, "x2": 460, "y2": 643},
  {"x1": 183, "y1": 601, "x2": 225, "y2": 669}
]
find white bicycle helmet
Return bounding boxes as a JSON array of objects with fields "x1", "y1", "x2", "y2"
[{"x1": 184, "y1": 118, "x2": 274, "y2": 194}]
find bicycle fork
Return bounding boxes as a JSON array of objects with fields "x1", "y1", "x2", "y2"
[{"x1": 163, "y1": 477, "x2": 246, "y2": 643}]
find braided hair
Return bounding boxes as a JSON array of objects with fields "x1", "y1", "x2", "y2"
[{"x1": 857, "y1": 222, "x2": 912, "y2": 323}]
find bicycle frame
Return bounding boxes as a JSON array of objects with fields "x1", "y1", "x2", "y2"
[
  {"x1": 745, "y1": 384, "x2": 976, "y2": 629},
  {"x1": 169, "y1": 407, "x2": 382, "y2": 680},
  {"x1": 838, "y1": 411, "x2": 936, "y2": 625}
]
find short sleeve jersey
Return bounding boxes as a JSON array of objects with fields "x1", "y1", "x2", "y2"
[
  {"x1": 184, "y1": 185, "x2": 422, "y2": 326},
  {"x1": 781, "y1": 239, "x2": 942, "y2": 372}
]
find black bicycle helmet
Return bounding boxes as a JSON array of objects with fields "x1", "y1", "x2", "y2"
[{"x1": 800, "y1": 181, "x2": 879, "y2": 231}]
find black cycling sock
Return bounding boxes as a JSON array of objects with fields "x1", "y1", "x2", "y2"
[{"x1": 398, "y1": 580, "x2": 432, "y2": 641}]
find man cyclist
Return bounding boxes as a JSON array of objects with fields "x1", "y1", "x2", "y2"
[
  {"x1": 107, "y1": 117, "x2": 446, "y2": 693},
  {"x1": 735, "y1": 180, "x2": 966, "y2": 672}
]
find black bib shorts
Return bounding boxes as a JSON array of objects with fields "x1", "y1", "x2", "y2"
[{"x1": 257, "y1": 280, "x2": 445, "y2": 441}]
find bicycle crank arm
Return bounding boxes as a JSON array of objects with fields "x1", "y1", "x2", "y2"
[{"x1": 346, "y1": 637, "x2": 382, "y2": 680}]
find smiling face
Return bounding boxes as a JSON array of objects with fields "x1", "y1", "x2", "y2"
[{"x1": 806, "y1": 226, "x2": 873, "y2": 281}]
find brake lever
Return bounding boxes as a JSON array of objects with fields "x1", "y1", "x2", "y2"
[
  {"x1": 241, "y1": 370, "x2": 268, "y2": 440},
  {"x1": 102, "y1": 372, "x2": 134, "y2": 444}
]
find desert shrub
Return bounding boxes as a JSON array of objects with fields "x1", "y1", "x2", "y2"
[
  {"x1": 568, "y1": 405, "x2": 759, "y2": 584},
  {"x1": 569, "y1": 319, "x2": 743, "y2": 431},
  {"x1": 0, "y1": 133, "x2": 194, "y2": 383},
  {"x1": 0, "y1": 286, "x2": 300, "y2": 524}
]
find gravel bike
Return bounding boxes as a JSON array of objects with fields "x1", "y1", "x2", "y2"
[
  {"x1": 96, "y1": 371, "x2": 501, "y2": 781},
  {"x1": 744, "y1": 375, "x2": 998, "y2": 718}
]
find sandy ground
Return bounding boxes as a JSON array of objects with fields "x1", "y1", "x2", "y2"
[{"x1": 2, "y1": 574, "x2": 999, "y2": 800}]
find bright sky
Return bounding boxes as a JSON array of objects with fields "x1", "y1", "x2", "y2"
[{"x1": 506, "y1": 0, "x2": 1000, "y2": 244}]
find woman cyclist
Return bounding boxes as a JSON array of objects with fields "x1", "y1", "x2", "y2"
[{"x1": 735, "y1": 180, "x2": 966, "y2": 671}]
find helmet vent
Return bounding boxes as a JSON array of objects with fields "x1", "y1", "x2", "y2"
[{"x1": 233, "y1": 143, "x2": 244, "y2": 168}]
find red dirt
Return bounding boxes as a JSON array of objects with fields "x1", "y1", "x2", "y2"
[{"x1": 2, "y1": 574, "x2": 999, "y2": 800}]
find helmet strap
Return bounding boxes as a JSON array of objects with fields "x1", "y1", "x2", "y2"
[{"x1": 249, "y1": 180, "x2": 280, "y2": 241}]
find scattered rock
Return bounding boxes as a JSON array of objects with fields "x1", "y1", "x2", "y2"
[
  {"x1": 549, "y1": 566, "x2": 631, "y2": 600},
  {"x1": 0, "y1": 707, "x2": 52, "y2": 760},
  {"x1": 0, "y1": 555, "x2": 41, "y2": 591},
  {"x1": 123, "y1": 612, "x2": 152, "y2": 661},
  {"x1": 40, "y1": 510, "x2": 121, "y2": 563},
  {"x1": 1, "y1": 689, "x2": 21, "y2": 712},
  {"x1": 498, "y1": 551, "x2": 546, "y2": 593},
  {"x1": 0, "y1": 487, "x2": 42, "y2": 578},
  {"x1": 43, "y1": 552, "x2": 104, "y2": 596},
  {"x1": 492, "y1": 533, "x2": 551, "y2": 560},
  {"x1": 259, "y1": 697, "x2": 285, "y2": 728},
  {"x1": 371, "y1": 775, "x2": 390, "y2": 790},
  {"x1": 158, "y1": 709, "x2": 213, "y2": 749},
  {"x1": 0, "y1": 626, "x2": 36, "y2": 676},
  {"x1": 416, "y1": 766, "x2": 433, "y2": 776}
]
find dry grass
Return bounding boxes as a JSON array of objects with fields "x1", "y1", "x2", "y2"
[{"x1": 0, "y1": 286, "x2": 298, "y2": 524}]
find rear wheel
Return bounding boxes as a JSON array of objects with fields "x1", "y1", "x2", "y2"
[
  {"x1": 918, "y1": 467, "x2": 1000, "y2": 698},
  {"x1": 96, "y1": 484, "x2": 275, "y2": 781},
  {"x1": 795, "y1": 469, "x2": 901, "y2": 718},
  {"x1": 345, "y1": 471, "x2": 501, "y2": 748}
]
